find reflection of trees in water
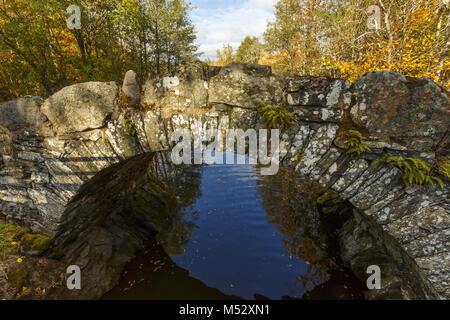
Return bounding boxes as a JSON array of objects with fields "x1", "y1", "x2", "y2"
[
  {"x1": 129, "y1": 154, "x2": 334, "y2": 291},
  {"x1": 136, "y1": 152, "x2": 204, "y2": 255},
  {"x1": 257, "y1": 167, "x2": 333, "y2": 293}
]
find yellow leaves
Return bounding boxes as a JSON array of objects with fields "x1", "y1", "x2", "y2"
[
  {"x1": 34, "y1": 287, "x2": 46, "y2": 296},
  {"x1": 212, "y1": 44, "x2": 235, "y2": 67},
  {"x1": 261, "y1": 1, "x2": 447, "y2": 89},
  {"x1": 334, "y1": 17, "x2": 448, "y2": 90},
  {"x1": 259, "y1": 52, "x2": 288, "y2": 67},
  {"x1": 335, "y1": 61, "x2": 360, "y2": 82}
]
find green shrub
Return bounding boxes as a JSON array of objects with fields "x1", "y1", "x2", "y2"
[{"x1": 257, "y1": 104, "x2": 297, "y2": 129}]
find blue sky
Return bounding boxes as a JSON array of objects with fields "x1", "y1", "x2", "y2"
[{"x1": 189, "y1": 0, "x2": 277, "y2": 60}]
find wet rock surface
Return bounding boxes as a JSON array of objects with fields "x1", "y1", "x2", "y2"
[{"x1": 47, "y1": 152, "x2": 182, "y2": 299}]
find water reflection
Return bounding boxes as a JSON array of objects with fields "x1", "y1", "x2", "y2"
[
  {"x1": 257, "y1": 167, "x2": 333, "y2": 293},
  {"x1": 136, "y1": 152, "x2": 204, "y2": 256},
  {"x1": 104, "y1": 152, "x2": 361, "y2": 300}
]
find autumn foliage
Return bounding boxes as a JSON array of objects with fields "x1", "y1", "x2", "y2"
[
  {"x1": 211, "y1": 0, "x2": 449, "y2": 89},
  {"x1": 0, "y1": 0, "x2": 198, "y2": 101}
]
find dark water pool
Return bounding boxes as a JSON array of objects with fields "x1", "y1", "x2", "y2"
[{"x1": 103, "y1": 153, "x2": 364, "y2": 300}]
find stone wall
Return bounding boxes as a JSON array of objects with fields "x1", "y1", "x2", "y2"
[{"x1": 0, "y1": 62, "x2": 448, "y2": 299}]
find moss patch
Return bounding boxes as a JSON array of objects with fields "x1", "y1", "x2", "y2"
[
  {"x1": 0, "y1": 220, "x2": 67, "y2": 300},
  {"x1": 123, "y1": 118, "x2": 136, "y2": 136},
  {"x1": 0, "y1": 221, "x2": 30, "y2": 258},
  {"x1": 294, "y1": 151, "x2": 304, "y2": 166},
  {"x1": 21, "y1": 233, "x2": 52, "y2": 252},
  {"x1": 6, "y1": 265, "x2": 28, "y2": 289},
  {"x1": 317, "y1": 189, "x2": 339, "y2": 205}
]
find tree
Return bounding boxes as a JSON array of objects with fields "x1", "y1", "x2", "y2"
[
  {"x1": 117, "y1": 0, "x2": 198, "y2": 80},
  {"x1": 67, "y1": 0, "x2": 123, "y2": 82},
  {"x1": 214, "y1": 44, "x2": 235, "y2": 66},
  {"x1": 0, "y1": 0, "x2": 73, "y2": 96},
  {"x1": 263, "y1": 0, "x2": 329, "y2": 75},
  {"x1": 235, "y1": 36, "x2": 265, "y2": 64},
  {"x1": 262, "y1": 0, "x2": 449, "y2": 88},
  {"x1": 164, "y1": 0, "x2": 199, "y2": 71},
  {"x1": 0, "y1": 0, "x2": 198, "y2": 100},
  {"x1": 337, "y1": 0, "x2": 449, "y2": 87}
]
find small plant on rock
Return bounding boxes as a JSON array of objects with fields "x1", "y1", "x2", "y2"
[
  {"x1": 375, "y1": 153, "x2": 444, "y2": 189},
  {"x1": 316, "y1": 189, "x2": 339, "y2": 205},
  {"x1": 124, "y1": 118, "x2": 136, "y2": 136},
  {"x1": 293, "y1": 151, "x2": 304, "y2": 166},
  {"x1": 257, "y1": 104, "x2": 297, "y2": 129},
  {"x1": 340, "y1": 130, "x2": 371, "y2": 156},
  {"x1": 436, "y1": 157, "x2": 450, "y2": 179}
]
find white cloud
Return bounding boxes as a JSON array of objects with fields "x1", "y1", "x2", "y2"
[{"x1": 190, "y1": 0, "x2": 277, "y2": 60}]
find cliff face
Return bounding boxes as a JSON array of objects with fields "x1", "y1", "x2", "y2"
[{"x1": 0, "y1": 62, "x2": 448, "y2": 299}]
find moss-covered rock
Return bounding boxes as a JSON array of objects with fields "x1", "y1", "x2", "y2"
[
  {"x1": 317, "y1": 189, "x2": 339, "y2": 205},
  {"x1": 316, "y1": 189, "x2": 347, "y2": 216},
  {"x1": 21, "y1": 233, "x2": 52, "y2": 252}
]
